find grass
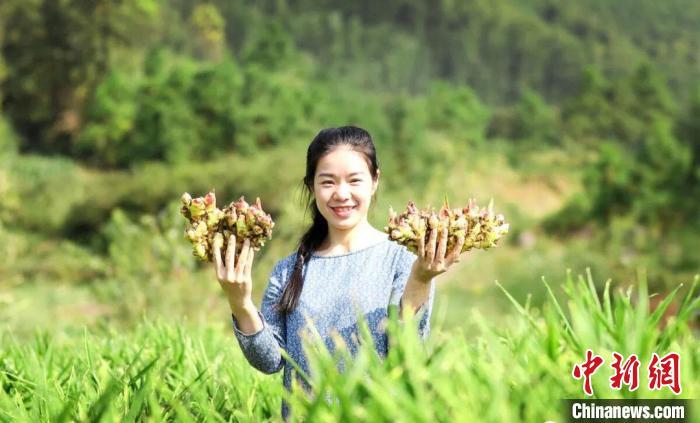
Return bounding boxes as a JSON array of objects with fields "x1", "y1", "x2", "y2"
[{"x1": 1, "y1": 270, "x2": 697, "y2": 421}]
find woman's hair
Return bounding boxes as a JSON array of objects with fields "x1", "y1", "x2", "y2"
[{"x1": 276, "y1": 126, "x2": 380, "y2": 315}]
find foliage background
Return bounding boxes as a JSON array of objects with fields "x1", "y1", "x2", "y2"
[{"x1": 0, "y1": 1, "x2": 698, "y2": 418}]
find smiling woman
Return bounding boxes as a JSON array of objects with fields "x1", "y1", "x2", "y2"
[
  {"x1": 213, "y1": 126, "x2": 463, "y2": 419},
  {"x1": 311, "y1": 147, "x2": 384, "y2": 256}
]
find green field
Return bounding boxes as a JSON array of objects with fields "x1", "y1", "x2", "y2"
[
  {"x1": 1, "y1": 0, "x2": 700, "y2": 420},
  {"x1": 1, "y1": 272, "x2": 697, "y2": 421}
]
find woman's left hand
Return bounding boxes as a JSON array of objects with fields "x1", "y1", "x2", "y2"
[{"x1": 412, "y1": 226, "x2": 466, "y2": 283}]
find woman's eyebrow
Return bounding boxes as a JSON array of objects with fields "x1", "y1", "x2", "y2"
[{"x1": 317, "y1": 172, "x2": 364, "y2": 178}]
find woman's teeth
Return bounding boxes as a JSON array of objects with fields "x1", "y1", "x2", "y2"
[{"x1": 332, "y1": 206, "x2": 356, "y2": 216}]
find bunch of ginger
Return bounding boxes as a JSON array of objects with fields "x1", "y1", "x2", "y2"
[
  {"x1": 385, "y1": 198, "x2": 509, "y2": 255},
  {"x1": 180, "y1": 191, "x2": 274, "y2": 262}
]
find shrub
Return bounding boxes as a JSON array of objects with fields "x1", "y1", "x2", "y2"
[{"x1": 6, "y1": 156, "x2": 86, "y2": 233}]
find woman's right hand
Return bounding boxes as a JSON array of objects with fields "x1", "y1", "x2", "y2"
[{"x1": 213, "y1": 235, "x2": 255, "y2": 312}]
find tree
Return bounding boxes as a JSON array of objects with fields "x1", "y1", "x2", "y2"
[
  {"x1": 1, "y1": 0, "x2": 159, "y2": 154},
  {"x1": 486, "y1": 89, "x2": 557, "y2": 146},
  {"x1": 584, "y1": 141, "x2": 636, "y2": 222},
  {"x1": 189, "y1": 3, "x2": 225, "y2": 61},
  {"x1": 426, "y1": 81, "x2": 490, "y2": 144},
  {"x1": 635, "y1": 116, "x2": 692, "y2": 223}
]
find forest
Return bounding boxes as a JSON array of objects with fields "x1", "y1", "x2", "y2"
[{"x1": 0, "y1": 1, "x2": 698, "y2": 420}]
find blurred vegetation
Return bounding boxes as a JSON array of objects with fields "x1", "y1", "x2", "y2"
[
  {"x1": 0, "y1": 0, "x2": 698, "y2": 339},
  {"x1": 0, "y1": 273, "x2": 697, "y2": 420}
]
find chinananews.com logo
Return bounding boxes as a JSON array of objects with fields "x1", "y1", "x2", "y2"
[
  {"x1": 564, "y1": 350, "x2": 692, "y2": 422},
  {"x1": 564, "y1": 399, "x2": 690, "y2": 422}
]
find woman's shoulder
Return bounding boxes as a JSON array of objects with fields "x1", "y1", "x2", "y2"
[
  {"x1": 264, "y1": 253, "x2": 298, "y2": 289},
  {"x1": 274, "y1": 252, "x2": 299, "y2": 274}
]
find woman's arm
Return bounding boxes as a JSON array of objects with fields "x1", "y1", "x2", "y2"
[
  {"x1": 230, "y1": 300, "x2": 263, "y2": 335},
  {"x1": 391, "y1": 248, "x2": 435, "y2": 339},
  {"x1": 230, "y1": 261, "x2": 288, "y2": 375},
  {"x1": 399, "y1": 267, "x2": 433, "y2": 314},
  {"x1": 395, "y1": 225, "x2": 465, "y2": 332},
  {"x1": 213, "y1": 236, "x2": 287, "y2": 374}
]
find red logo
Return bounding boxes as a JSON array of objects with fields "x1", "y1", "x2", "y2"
[
  {"x1": 648, "y1": 352, "x2": 681, "y2": 394},
  {"x1": 572, "y1": 349, "x2": 605, "y2": 395},
  {"x1": 572, "y1": 351, "x2": 682, "y2": 395},
  {"x1": 610, "y1": 352, "x2": 640, "y2": 391}
]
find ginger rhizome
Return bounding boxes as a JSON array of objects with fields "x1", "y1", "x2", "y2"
[
  {"x1": 385, "y1": 198, "x2": 509, "y2": 255},
  {"x1": 180, "y1": 191, "x2": 274, "y2": 262}
]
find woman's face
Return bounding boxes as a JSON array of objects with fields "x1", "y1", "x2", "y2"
[{"x1": 313, "y1": 146, "x2": 378, "y2": 231}]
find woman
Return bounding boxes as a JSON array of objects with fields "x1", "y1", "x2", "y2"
[{"x1": 212, "y1": 126, "x2": 465, "y2": 418}]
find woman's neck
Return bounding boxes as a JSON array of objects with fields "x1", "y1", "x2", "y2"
[{"x1": 316, "y1": 221, "x2": 386, "y2": 256}]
